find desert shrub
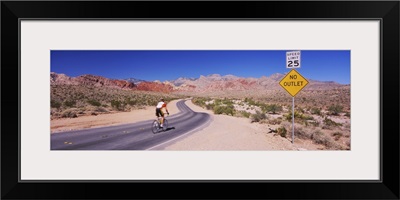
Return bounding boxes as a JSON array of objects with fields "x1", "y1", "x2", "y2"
[
  {"x1": 284, "y1": 111, "x2": 297, "y2": 121},
  {"x1": 294, "y1": 125, "x2": 313, "y2": 139},
  {"x1": 307, "y1": 120, "x2": 320, "y2": 127},
  {"x1": 64, "y1": 100, "x2": 76, "y2": 107},
  {"x1": 51, "y1": 112, "x2": 60, "y2": 118},
  {"x1": 296, "y1": 107, "x2": 305, "y2": 114},
  {"x1": 264, "y1": 104, "x2": 283, "y2": 114},
  {"x1": 277, "y1": 126, "x2": 287, "y2": 137},
  {"x1": 328, "y1": 104, "x2": 343, "y2": 115},
  {"x1": 145, "y1": 98, "x2": 158, "y2": 106},
  {"x1": 213, "y1": 106, "x2": 224, "y2": 114},
  {"x1": 237, "y1": 110, "x2": 251, "y2": 118},
  {"x1": 51, "y1": 100, "x2": 61, "y2": 109},
  {"x1": 244, "y1": 97, "x2": 257, "y2": 106},
  {"x1": 302, "y1": 115, "x2": 314, "y2": 120},
  {"x1": 213, "y1": 105, "x2": 235, "y2": 116},
  {"x1": 311, "y1": 107, "x2": 322, "y2": 115},
  {"x1": 192, "y1": 97, "x2": 211, "y2": 108},
  {"x1": 221, "y1": 98, "x2": 234, "y2": 106},
  {"x1": 322, "y1": 117, "x2": 342, "y2": 129},
  {"x1": 284, "y1": 111, "x2": 313, "y2": 125},
  {"x1": 345, "y1": 112, "x2": 351, "y2": 118},
  {"x1": 87, "y1": 99, "x2": 101, "y2": 107},
  {"x1": 94, "y1": 107, "x2": 108, "y2": 113},
  {"x1": 281, "y1": 122, "x2": 313, "y2": 140},
  {"x1": 311, "y1": 130, "x2": 337, "y2": 149},
  {"x1": 111, "y1": 100, "x2": 124, "y2": 111},
  {"x1": 205, "y1": 103, "x2": 215, "y2": 110},
  {"x1": 268, "y1": 118, "x2": 282, "y2": 125},
  {"x1": 332, "y1": 132, "x2": 343, "y2": 141},
  {"x1": 61, "y1": 109, "x2": 78, "y2": 118},
  {"x1": 223, "y1": 106, "x2": 235, "y2": 116},
  {"x1": 125, "y1": 98, "x2": 137, "y2": 106},
  {"x1": 311, "y1": 130, "x2": 325, "y2": 144},
  {"x1": 311, "y1": 130, "x2": 331, "y2": 145},
  {"x1": 250, "y1": 111, "x2": 267, "y2": 123}
]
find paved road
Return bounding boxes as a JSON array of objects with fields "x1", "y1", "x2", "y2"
[{"x1": 51, "y1": 100, "x2": 211, "y2": 150}]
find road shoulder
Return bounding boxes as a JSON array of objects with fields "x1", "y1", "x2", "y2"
[{"x1": 51, "y1": 99, "x2": 181, "y2": 133}]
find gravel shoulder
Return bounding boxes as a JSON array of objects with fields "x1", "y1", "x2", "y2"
[{"x1": 50, "y1": 99, "x2": 181, "y2": 133}]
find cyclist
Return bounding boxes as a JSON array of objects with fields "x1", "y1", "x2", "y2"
[{"x1": 155, "y1": 98, "x2": 169, "y2": 127}]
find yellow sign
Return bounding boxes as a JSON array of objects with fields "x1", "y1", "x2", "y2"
[{"x1": 279, "y1": 69, "x2": 309, "y2": 97}]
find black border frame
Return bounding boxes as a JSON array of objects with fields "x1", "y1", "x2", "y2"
[{"x1": 2, "y1": 1, "x2": 399, "y2": 199}]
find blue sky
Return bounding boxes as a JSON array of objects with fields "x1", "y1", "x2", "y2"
[{"x1": 51, "y1": 50, "x2": 350, "y2": 84}]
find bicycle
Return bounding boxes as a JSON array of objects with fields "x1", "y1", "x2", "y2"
[{"x1": 151, "y1": 116, "x2": 169, "y2": 134}]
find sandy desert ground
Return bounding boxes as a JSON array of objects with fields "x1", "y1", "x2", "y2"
[{"x1": 51, "y1": 99, "x2": 325, "y2": 150}]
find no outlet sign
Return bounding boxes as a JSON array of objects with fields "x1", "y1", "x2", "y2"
[{"x1": 279, "y1": 69, "x2": 309, "y2": 97}]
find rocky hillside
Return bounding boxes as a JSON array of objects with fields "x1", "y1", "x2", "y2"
[
  {"x1": 135, "y1": 81, "x2": 174, "y2": 93},
  {"x1": 50, "y1": 72, "x2": 348, "y2": 94},
  {"x1": 51, "y1": 73, "x2": 135, "y2": 90},
  {"x1": 175, "y1": 73, "x2": 345, "y2": 91}
]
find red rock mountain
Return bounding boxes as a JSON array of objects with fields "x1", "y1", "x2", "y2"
[{"x1": 135, "y1": 82, "x2": 174, "y2": 93}]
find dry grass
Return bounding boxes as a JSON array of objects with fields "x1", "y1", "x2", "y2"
[
  {"x1": 191, "y1": 94, "x2": 351, "y2": 150},
  {"x1": 50, "y1": 85, "x2": 183, "y2": 119},
  {"x1": 279, "y1": 122, "x2": 350, "y2": 150},
  {"x1": 184, "y1": 86, "x2": 350, "y2": 112}
]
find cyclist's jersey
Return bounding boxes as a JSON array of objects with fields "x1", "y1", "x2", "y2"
[{"x1": 156, "y1": 101, "x2": 167, "y2": 109}]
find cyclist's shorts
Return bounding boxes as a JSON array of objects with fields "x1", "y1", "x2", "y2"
[{"x1": 156, "y1": 108, "x2": 164, "y2": 117}]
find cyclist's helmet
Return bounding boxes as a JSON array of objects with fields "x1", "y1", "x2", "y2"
[{"x1": 160, "y1": 98, "x2": 164, "y2": 102}]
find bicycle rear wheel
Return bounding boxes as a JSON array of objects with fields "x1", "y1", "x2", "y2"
[
  {"x1": 151, "y1": 120, "x2": 160, "y2": 134},
  {"x1": 162, "y1": 119, "x2": 168, "y2": 131}
]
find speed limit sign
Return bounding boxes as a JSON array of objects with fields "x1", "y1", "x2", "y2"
[{"x1": 286, "y1": 51, "x2": 301, "y2": 68}]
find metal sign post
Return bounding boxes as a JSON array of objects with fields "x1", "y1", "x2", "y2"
[
  {"x1": 279, "y1": 51, "x2": 308, "y2": 144},
  {"x1": 292, "y1": 97, "x2": 294, "y2": 143}
]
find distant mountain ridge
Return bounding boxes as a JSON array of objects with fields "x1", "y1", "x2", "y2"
[
  {"x1": 125, "y1": 77, "x2": 146, "y2": 85},
  {"x1": 169, "y1": 77, "x2": 198, "y2": 86},
  {"x1": 51, "y1": 72, "x2": 136, "y2": 89},
  {"x1": 50, "y1": 72, "x2": 346, "y2": 94}
]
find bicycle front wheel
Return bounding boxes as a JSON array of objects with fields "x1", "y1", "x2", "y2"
[
  {"x1": 151, "y1": 120, "x2": 159, "y2": 134},
  {"x1": 162, "y1": 119, "x2": 168, "y2": 131}
]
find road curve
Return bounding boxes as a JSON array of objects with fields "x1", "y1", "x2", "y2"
[{"x1": 51, "y1": 100, "x2": 211, "y2": 150}]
